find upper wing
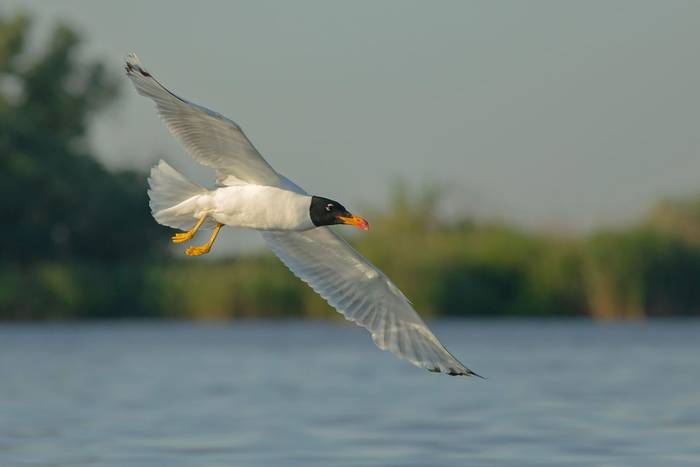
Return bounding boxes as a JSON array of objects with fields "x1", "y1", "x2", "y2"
[
  {"x1": 262, "y1": 228, "x2": 481, "y2": 377},
  {"x1": 125, "y1": 53, "x2": 281, "y2": 186}
]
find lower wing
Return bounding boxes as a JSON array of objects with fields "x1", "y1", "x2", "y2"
[{"x1": 262, "y1": 227, "x2": 481, "y2": 377}]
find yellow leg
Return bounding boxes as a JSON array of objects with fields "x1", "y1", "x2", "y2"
[
  {"x1": 172, "y1": 215, "x2": 207, "y2": 244},
  {"x1": 185, "y1": 223, "x2": 223, "y2": 257}
]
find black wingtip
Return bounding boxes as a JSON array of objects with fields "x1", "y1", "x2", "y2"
[
  {"x1": 448, "y1": 368, "x2": 485, "y2": 378},
  {"x1": 430, "y1": 366, "x2": 485, "y2": 378},
  {"x1": 125, "y1": 55, "x2": 151, "y2": 77}
]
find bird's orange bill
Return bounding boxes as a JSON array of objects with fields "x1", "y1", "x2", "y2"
[{"x1": 337, "y1": 215, "x2": 369, "y2": 231}]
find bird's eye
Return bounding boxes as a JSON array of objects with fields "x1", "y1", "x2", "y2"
[{"x1": 325, "y1": 204, "x2": 334, "y2": 212}]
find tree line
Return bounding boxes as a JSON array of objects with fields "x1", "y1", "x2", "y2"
[{"x1": 2, "y1": 13, "x2": 699, "y2": 320}]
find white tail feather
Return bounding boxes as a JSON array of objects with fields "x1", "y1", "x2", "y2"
[{"x1": 147, "y1": 160, "x2": 212, "y2": 231}]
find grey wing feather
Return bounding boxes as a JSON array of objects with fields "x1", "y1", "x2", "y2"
[
  {"x1": 125, "y1": 53, "x2": 281, "y2": 186},
  {"x1": 262, "y1": 228, "x2": 480, "y2": 377}
]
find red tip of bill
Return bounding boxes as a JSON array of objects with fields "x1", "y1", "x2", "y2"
[{"x1": 339, "y1": 215, "x2": 370, "y2": 231}]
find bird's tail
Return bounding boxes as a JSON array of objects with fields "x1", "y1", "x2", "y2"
[{"x1": 147, "y1": 160, "x2": 212, "y2": 231}]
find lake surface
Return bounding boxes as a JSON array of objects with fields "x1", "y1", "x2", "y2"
[{"x1": 1, "y1": 320, "x2": 699, "y2": 467}]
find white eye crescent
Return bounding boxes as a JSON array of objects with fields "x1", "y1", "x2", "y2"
[{"x1": 325, "y1": 204, "x2": 334, "y2": 212}]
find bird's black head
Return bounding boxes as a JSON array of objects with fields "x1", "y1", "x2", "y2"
[{"x1": 310, "y1": 196, "x2": 369, "y2": 230}]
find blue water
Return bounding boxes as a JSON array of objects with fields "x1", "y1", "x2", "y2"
[{"x1": 1, "y1": 320, "x2": 699, "y2": 466}]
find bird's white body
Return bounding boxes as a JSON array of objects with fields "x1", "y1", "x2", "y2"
[{"x1": 176, "y1": 185, "x2": 314, "y2": 231}]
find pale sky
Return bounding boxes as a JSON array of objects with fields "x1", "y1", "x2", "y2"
[{"x1": 6, "y1": 1, "x2": 700, "y2": 251}]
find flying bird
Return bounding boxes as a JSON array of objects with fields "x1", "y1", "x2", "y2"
[{"x1": 125, "y1": 53, "x2": 480, "y2": 377}]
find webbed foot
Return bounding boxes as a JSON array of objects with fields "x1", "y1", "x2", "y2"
[
  {"x1": 172, "y1": 231, "x2": 195, "y2": 244},
  {"x1": 185, "y1": 245, "x2": 211, "y2": 256}
]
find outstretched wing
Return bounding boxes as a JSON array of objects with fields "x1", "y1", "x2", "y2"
[
  {"x1": 262, "y1": 228, "x2": 481, "y2": 377},
  {"x1": 125, "y1": 53, "x2": 281, "y2": 186}
]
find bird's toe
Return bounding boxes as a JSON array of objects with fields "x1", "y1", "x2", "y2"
[
  {"x1": 185, "y1": 246, "x2": 210, "y2": 256},
  {"x1": 172, "y1": 232, "x2": 193, "y2": 244}
]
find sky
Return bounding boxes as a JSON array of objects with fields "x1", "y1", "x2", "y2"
[{"x1": 5, "y1": 0, "x2": 700, "y2": 251}]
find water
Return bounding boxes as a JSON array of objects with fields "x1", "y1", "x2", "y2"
[{"x1": 1, "y1": 320, "x2": 699, "y2": 467}]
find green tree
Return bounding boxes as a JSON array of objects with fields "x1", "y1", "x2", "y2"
[
  {"x1": 648, "y1": 196, "x2": 700, "y2": 246},
  {"x1": 0, "y1": 13, "x2": 166, "y2": 261}
]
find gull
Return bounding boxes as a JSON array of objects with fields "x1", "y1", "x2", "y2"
[{"x1": 125, "y1": 53, "x2": 480, "y2": 377}]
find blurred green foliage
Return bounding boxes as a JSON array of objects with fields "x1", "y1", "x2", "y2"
[
  {"x1": 1, "y1": 13, "x2": 699, "y2": 321},
  {"x1": 0, "y1": 13, "x2": 166, "y2": 262}
]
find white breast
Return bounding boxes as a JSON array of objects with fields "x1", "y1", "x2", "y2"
[{"x1": 202, "y1": 185, "x2": 314, "y2": 231}]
